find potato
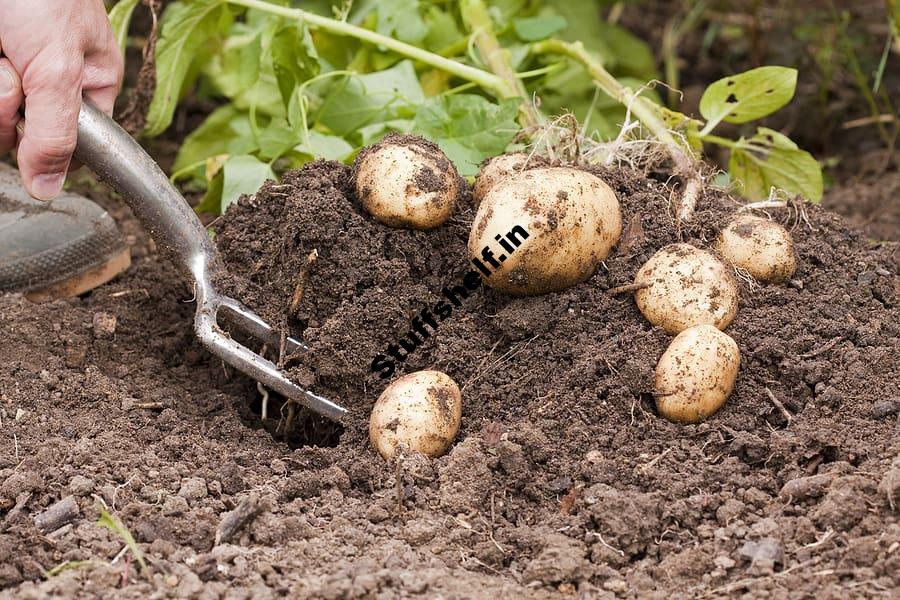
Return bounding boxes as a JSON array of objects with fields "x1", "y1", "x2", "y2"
[
  {"x1": 353, "y1": 134, "x2": 460, "y2": 230},
  {"x1": 715, "y1": 214, "x2": 797, "y2": 283},
  {"x1": 474, "y1": 153, "x2": 547, "y2": 203},
  {"x1": 634, "y1": 243, "x2": 739, "y2": 334},
  {"x1": 654, "y1": 324, "x2": 740, "y2": 423},
  {"x1": 468, "y1": 167, "x2": 622, "y2": 296},
  {"x1": 369, "y1": 370, "x2": 462, "y2": 460}
]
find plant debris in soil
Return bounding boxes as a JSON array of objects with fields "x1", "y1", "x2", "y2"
[{"x1": 0, "y1": 159, "x2": 898, "y2": 598}]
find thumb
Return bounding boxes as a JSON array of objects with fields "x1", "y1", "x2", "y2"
[{"x1": 16, "y1": 56, "x2": 84, "y2": 201}]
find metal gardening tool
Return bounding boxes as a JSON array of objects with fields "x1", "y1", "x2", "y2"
[{"x1": 71, "y1": 98, "x2": 347, "y2": 422}]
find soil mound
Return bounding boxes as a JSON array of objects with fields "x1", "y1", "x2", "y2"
[{"x1": 1, "y1": 159, "x2": 897, "y2": 597}]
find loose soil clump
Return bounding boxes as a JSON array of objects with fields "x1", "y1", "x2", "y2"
[{"x1": 0, "y1": 160, "x2": 897, "y2": 598}]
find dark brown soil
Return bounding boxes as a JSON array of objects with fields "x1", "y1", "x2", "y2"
[
  {"x1": 1, "y1": 160, "x2": 898, "y2": 598},
  {"x1": 823, "y1": 171, "x2": 900, "y2": 243}
]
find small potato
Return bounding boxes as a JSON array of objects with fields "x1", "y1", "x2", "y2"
[
  {"x1": 369, "y1": 370, "x2": 462, "y2": 460},
  {"x1": 634, "y1": 243, "x2": 739, "y2": 334},
  {"x1": 354, "y1": 134, "x2": 460, "y2": 230},
  {"x1": 654, "y1": 324, "x2": 740, "y2": 423},
  {"x1": 468, "y1": 167, "x2": 622, "y2": 296},
  {"x1": 474, "y1": 153, "x2": 547, "y2": 203},
  {"x1": 715, "y1": 214, "x2": 797, "y2": 283}
]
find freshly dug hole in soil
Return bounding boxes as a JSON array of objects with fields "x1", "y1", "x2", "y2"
[
  {"x1": 0, "y1": 158, "x2": 897, "y2": 598},
  {"x1": 211, "y1": 160, "x2": 900, "y2": 593}
]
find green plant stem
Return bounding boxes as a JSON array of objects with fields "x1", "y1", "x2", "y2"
[
  {"x1": 701, "y1": 133, "x2": 739, "y2": 149},
  {"x1": 225, "y1": 0, "x2": 506, "y2": 94},
  {"x1": 459, "y1": 0, "x2": 542, "y2": 130},
  {"x1": 533, "y1": 38, "x2": 702, "y2": 221},
  {"x1": 532, "y1": 39, "x2": 686, "y2": 151},
  {"x1": 888, "y1": 0, "x2": 900, "y2": 45}
]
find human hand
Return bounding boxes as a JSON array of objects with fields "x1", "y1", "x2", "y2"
[{"x1": 0, "y1": 0, "x2": 123, "y2": 200}]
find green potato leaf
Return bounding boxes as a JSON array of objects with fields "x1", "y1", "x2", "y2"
[
  {"x1": 315, "y1": 60, "x2": 424, "y2": 137},
  {"x1": 235, "y1": 32, "x2": 263, "y2": 90},
  {"x1": 271, "y1": 23, "x2": 320, "y2": 109},
  {"x1": 699, "y1": 66, "x2": 798, "y2": 130},
  {"x1": 172, "y1": 105, "x2": 254, "y2": 177},
  {"x1": 108, "y1": 0, "x2": 141, "y2": 55},
  {"x1": 256, "y1": 118, "x2": 301, "y2": 161},
  {"x1": 145, "y1": 0, "x2": 230, "y2": 136},
  {"x1": 294, "y1": 131, "x2": 355, "y2": 161},
  {"x1": 222, "y1": 155, "x2": 276, "y2": 211},
  {"x1": 203, "y1": 47, "x2": 284, "y2": 118},
  {"x1": 196, "y1": 169, "x2": 225, "y2": 214},
  {"x1": 424, "y1": 6, "x2": 464, "y2": 51},
  {"x1": 414, "y1": 95, "x2": 520, "y2": 176},
  {"x1": 729, "y1": 127, "x2": 823, "y2": 202},
  {"x1": 593, "y1": 21, "x2": 657, "y2": 80},
  {"x1": 376, "y1": 0, "x2": 428, "y2": 44},
  {"x1": 541, "y1": 1, "x2": 657, "y2": 80},
  {"x1": 513, "y1": 15, "x2": 568, "y2": 42}
]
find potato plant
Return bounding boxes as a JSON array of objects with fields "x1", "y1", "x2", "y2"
[
  {"x1": 106, "y1": 0, "x2": 832, "y2": 437},
  {"x1": 109, "y1": 0, "x2": 823, "y2": 216}
]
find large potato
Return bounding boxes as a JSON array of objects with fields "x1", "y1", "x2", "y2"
[
  {"x1": 468, "y1": 167, "x2": 622, "y2": 296},
  {"x1": 634, "y1": 243, "x2": 739, "y2": 334},
  {"x1": 473, "y1": 153, "x2": 547, "y2": 203},
  {"x1": 715, "y1": 214, "x2": 797, "y2": 283},
  {"x1": 353, "y1": 134, "x2": 460, "y2": 230},
  {"x1": 369, "y1": 370, "x2": 462, "y2": 460},
  {"x1": 654, "y1": 324, "x2": 740, "y2": 423}
]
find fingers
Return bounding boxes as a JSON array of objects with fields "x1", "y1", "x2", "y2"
[
  {"x1": 83, "y1": 39, "x2": 124, "y2": 117},
  {"x1": 16, "y1": 50, "x2": 84, "y2": 201},
  {"x1": 0, "y1": 58, "x2": 24, "y2": 155}
]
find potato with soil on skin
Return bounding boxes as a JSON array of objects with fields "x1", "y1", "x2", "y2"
[
  {"x1": 715, "y1": 214, "x2": 797, "y2": 283},
  {"x1": 353, "y1": 134, "x2": 461, "y2": 230},
  {"x1": 468, "y1": 167, "x2": 622, "y2": 296},
  {"x1": 634, "y1": 243, "x2": 739, "y2": 334},
  {"x1": 369, "y1": 370, "x2": 462, "y2": 460},
  {"x1": 654, "y1": 324, "x2": 740, "y2": 423},
  {"x1": 474, "y1": 152, "x2": 547, "y2": 203}
]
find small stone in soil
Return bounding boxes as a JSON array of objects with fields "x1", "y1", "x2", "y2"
[
  {"x1": 33, "y1": 496, "x2": 80, "y2": 533},
  {"x1": 92, "y1": 312, "x2": 117, "y2": 338},
  {"x1": 178, "y1": 477, "x2": 208, "y2": 503},
  {"x1": 739, "y1": 537, "x2": 784, "y2": 575},
  {"x1": 871, "y1": 398, "x2": 899, "y2": 419},
  {"x1": 67, "y1": 475, "x2": 94, "y2": 496}
]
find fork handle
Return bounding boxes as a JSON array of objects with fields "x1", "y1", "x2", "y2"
[{"x1": 74, "y1": 98, "x2": 218, "y2": 281}]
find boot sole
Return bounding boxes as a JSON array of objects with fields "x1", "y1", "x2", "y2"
[{"x1": 25, "y1": 248, "x2": 132, "y2": 303}]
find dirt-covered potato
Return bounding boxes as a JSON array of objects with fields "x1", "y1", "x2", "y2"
[
  {"x1": 369, "y1": 370, "x2": 462, "y2": 460},
  {"x1": 468, "y1": 167, "x2": 622, "y2": 296},
  {"x1": 715, "y1": 214, "x2": 797, "y2": 283},
  {"x1": 474, "y1": 153, "x2": 547, "y2": 203},
  {"x1": 353, "y1": 134, "x2": 460, "y2": 230},
  {"x1": 654, "y1": 324, "x2": 740, "y2": 423},
  {"x1": 634, "y1": 243, "x2": 739, "y2": 334}
]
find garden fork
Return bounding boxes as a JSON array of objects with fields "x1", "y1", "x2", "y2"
[{"x1": 70, "y1": 98, "x2": 347, "y2": 422}]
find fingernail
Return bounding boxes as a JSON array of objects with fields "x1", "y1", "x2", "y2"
[
  {"x1": 32, "y1": 172, "x2": 66, "y2": 201},
  {"x1": 0, "y1": 69, "x2": 13, "y2": 96}
]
